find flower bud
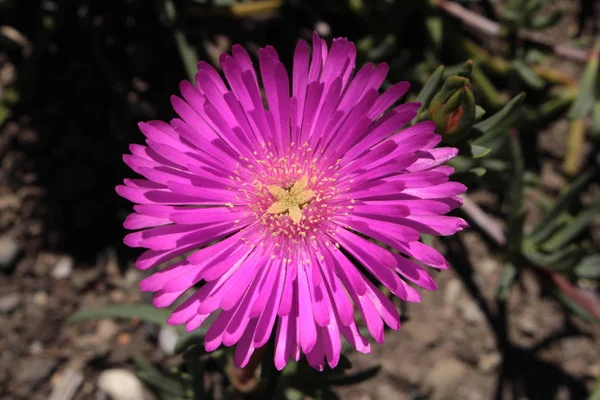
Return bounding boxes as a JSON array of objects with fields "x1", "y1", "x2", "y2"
[{"x1": 428, "y1": 76, "x2": 476, "y2": 143}]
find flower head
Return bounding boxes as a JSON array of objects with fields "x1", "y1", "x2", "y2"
[{"x1": 117, "y1": 33, "x2": 467, "y2": 371}]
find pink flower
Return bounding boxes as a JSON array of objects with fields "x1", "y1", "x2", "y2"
[{"x1": 117, "y1": 33, "x2": 467, "y2": 371}]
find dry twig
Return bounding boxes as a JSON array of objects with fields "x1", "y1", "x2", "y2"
[
  {"x1": 460, "y1": 194, "x2": 600, "y2": 323},
  {"x1": 436, "y1": 0, "x2": 589, "y2": 63},
  {"x1": 48, "y1": 368, "x2": 84, "y2": 400}
]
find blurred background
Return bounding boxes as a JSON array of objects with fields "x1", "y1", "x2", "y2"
[{"x1": 0, "y1": 0, "x2": 599, "y2": 399}]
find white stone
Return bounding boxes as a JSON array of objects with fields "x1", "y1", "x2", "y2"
[
  {"x1": 459, "y1": 300, "x2": 485, "y2": 324},
  {"x1": 51, "y1": 256, "x2": 73, "y2": 279},
  {"x1": 315, "y1": 21, "x2": 331, "y2": 36},
  {"x1": 0, "y1": 235, "x2": 19, "y2": 267},
  {"x1": 423, "y1": 359, "x2": 469, "y2": 400},
  {"x1": 0, "y1": 293, "x2": 20, "y2": 313},
  {"x1": 158, "y1": 325, "x2": 179, "y2": 355},
  {"x1": 478, "y1": 352, "x2": 502, "y2": 373},
  {"x1": 97, "y1": 369, "x2": 145, "y2": 400},
  {"x1": 443, "y1": 279, "x2": 462, "y2": 305}
]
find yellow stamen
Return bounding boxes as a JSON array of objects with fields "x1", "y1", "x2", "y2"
[
  {"x1": 267, "y1": 201, "x2": 289, "y2": 214},
  {"x1": 288, "y1": 204, "x2": 302, "y2": 224},
  {"x1": 290, "y1": 175, "x2": 309, "y2": 196},
  {"x1": 268, "y1": 185, "x2": 287, "y2": 200},
  {"x1": 265, "y1": 176, "x2": 314, "y2": 225},
  {"x1": 295, "y1": 190, "x2": 315, "y2": 205}
]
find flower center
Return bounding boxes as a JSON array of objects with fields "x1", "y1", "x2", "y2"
[
  {"x1": 238, "y1": 147, "x2": 344, "y2": 243},
  {"x1": 265, "y1": 176, "x2": 315, "y2": 225}
]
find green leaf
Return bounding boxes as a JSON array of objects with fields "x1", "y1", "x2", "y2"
[
  {"x1": 180, "y1": 344, "x2": 211, "y2": 361},
  {"x1": 523, "y1": 241, "x2": 582, "y2": 271},
  {"x1": 469, "y1": 167, "x2": 487, "y2": 177},
  {"x1": 530, "y1": 170, "x2": 594, "y2": 237},
  {"x1": 213, "y1": 0, "x2": 236, "y2": 6},
  {"x1": 524, "y1": 89, "x2": 576, "y2": 125},
  {"x1": 528, "y1": 213, "x2": 568, "y2": 245},
  {"x1": 415, "y1": 65, "x2": 445, "y2": 117},
  {"x1": 0, "y1": 87, "x2": 18, "y2": 126},
  {"x1": 281, "y1": 360, "x2": 299, "y2": 377},
  {"x1": 337, "y1": 355, "x2": 353, "y2": 370},
  {"x1": 568, "y1": 38, "x2": 600, "y2": 119},
  {"x1": 0, "y1": 105, "x2": 10, "y2": 126},
  {"x1": 524, "y1": 171, "x2": 539, "y2": 186},
  {"x1": 421, "y1": 233, "x2": 434, "y2": 247},
  {"x1": 184, "y1": 355, "x2": 207, "y2": 400},
  {"x1": 503, "y1": 7, "x2": 522, "y2": 25},
  {"x1": 592, "y1": 101, "x2": 600, "y2": 139},
  {"x1": 425, "y1": 16, "x2": 443, "y2": 50},
  {"x1": 507, "y1": 132, "x2": 525, "y2": 260},
  {"x1": 507, "y1": 210, "x2": 526, "y2": 258},
  {"x1": 365, "y1": 34, "x2": 396, "y2": 61},
  {"x1": 2, "y1": 87, "x2": 19, "y2": 105},
  {"x1": 447, "y1": 155, "x2": 474, "y2": 173},
  {"x1": 450, "y1": 169, "x2": 486, "y2": 185},
  {"x1": 134, "y1": 356, "x2": 188, "y2": 398},
  {"x1": 229, "y1": 0, "x2": 283, "y2": 16},
  {"x1": 322, "y1": 365, "x2": 381, "y2": 386},
  {"x1": 69, "y1": 304, "x2": 171, "y2": 325},
  {"x1": 316, "y1": 389, "x2": 342, "y2": 400},
  {"x1": 525, "y1": 49, "x2": 547, "y2": 64},
  {"x1": 471, "y1": 66, "x2": 506, "y2": 110},
  {"x1": 159, "y1": 0, "x2": 200, "y2": 83},
  {"x1": 173, "y1": 31, "x2": 200, "y2": 84},
  {"x1": 285, "y1": 388, "x2": 305, "y2": 400},
  {"x1": 175, "y1": 317, "x2": 213, "y2": 354},
  {"x1": 472, "y1": 93, "x2": 526, "y2": 146},
  {"x1": 481, "y1": 158, "x2": 508, "y2": 172},
  {"x1": 531, "y1": 8, "x2": 564, "y2": 29},
  {"x1": 498, "y1": 262, "x2": 518, "y2": 300},
  {"x1": 470, "y1": 144, "x2": 491, "y2": 158},
  {"x1": 525, "y1": 189, "x2": 553, "y2": 213},
  {"x1": 511, "y1": 60, "x2": 545, "y2": 89},
  {"x1": 441, "y1": 61, "x2": 472, "y2": 79},
  {"x1": 574, "y1": 255, "x2": 600, "y2": 279},
  {"x1": 259, "y1": 340, "x2": 280, "y2": 399},
  {"x1": 588, "y1": 377, "x2": 600, "y2": 400},
  {"x1": 552, "y1": 246, "x2": 589, "y2": 271},
  {"x1": 458, "y1": 60, "x2": 474, "y2": 78},
  {"x1": 429, "y1": 75, "x2": 476, "y2": 142},
  {"x1": 554, "y1": 290, "x2": 596, "y2": 323},
  {"x1": 475, "y1": 105, "x2": 486, "y2": 121},
  {"x1": 541, "y1": 201, "x2": 600, "y2": 251},
  {"x1": 474, "y1": 93, "x2": 525, "y2": 134}
]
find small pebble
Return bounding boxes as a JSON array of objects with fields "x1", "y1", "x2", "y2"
[
  {"x1": 423, "y1": 358, "x2": 469, "y2": 400},
  {"x1": 123, "y1": 268, "x2": 141, "y2": 289},
  {"x1": 158, "y1": 325, "x2": 179, "y2": 355},
  {"x1": 517, "y1": 315, "x2": 537, "y2": 336},
  {"x1": 0, "y1": 293, "x2": 21, "y2": 313},
  {"x1": 0, "y1": 235, "x2": 19, "y2": 267},
  {"x1": 478, "y1": 352, "x2": 502, "y2": 373},
  {"x1": 51, "y1": 256, "x2": 73, "y2": 279},
  {"x1": 15, "y1": 357, "x2": 58, "y2": 385},
  {"x1": 33, "y1": 291, "x2": 49, "y2": 307},
  {"x1": 315, "y1": 20, "x2": 331, "y2": 36},
  {"x1": 459, "y1": 300, "x2": 485, "y2": 324},
  {"x1": 97, "y1": 368, "x2": 145, "y2": 400},
  {"x1": 444, "y1": 279, "x2": 462, "y2": 306},
  {"x1": 29, "y1": 341, "x2": 43, "y2": 355}
]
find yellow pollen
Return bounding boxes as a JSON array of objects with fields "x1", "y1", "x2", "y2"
[{"x1": 265, "y1": 176, "x2": 315, "y2": 224}]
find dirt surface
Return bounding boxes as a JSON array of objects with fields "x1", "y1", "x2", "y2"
[
  {"x1": 338, "y1": 239, "x2": 600, "y2": 400},
  {"x1": 1, "y1": 1, "x2": 600, "y2": 400},
  {"x1": 2, "y1": 115, "x2": 600, "y2": 400},
  {"x1": 2, "y1": 200, "x2": 600, "y2": 400}
]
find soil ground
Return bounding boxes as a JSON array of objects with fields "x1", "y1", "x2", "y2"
[{"x1": 1, "y1": 0, "x2": 599, "y2": 399}]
